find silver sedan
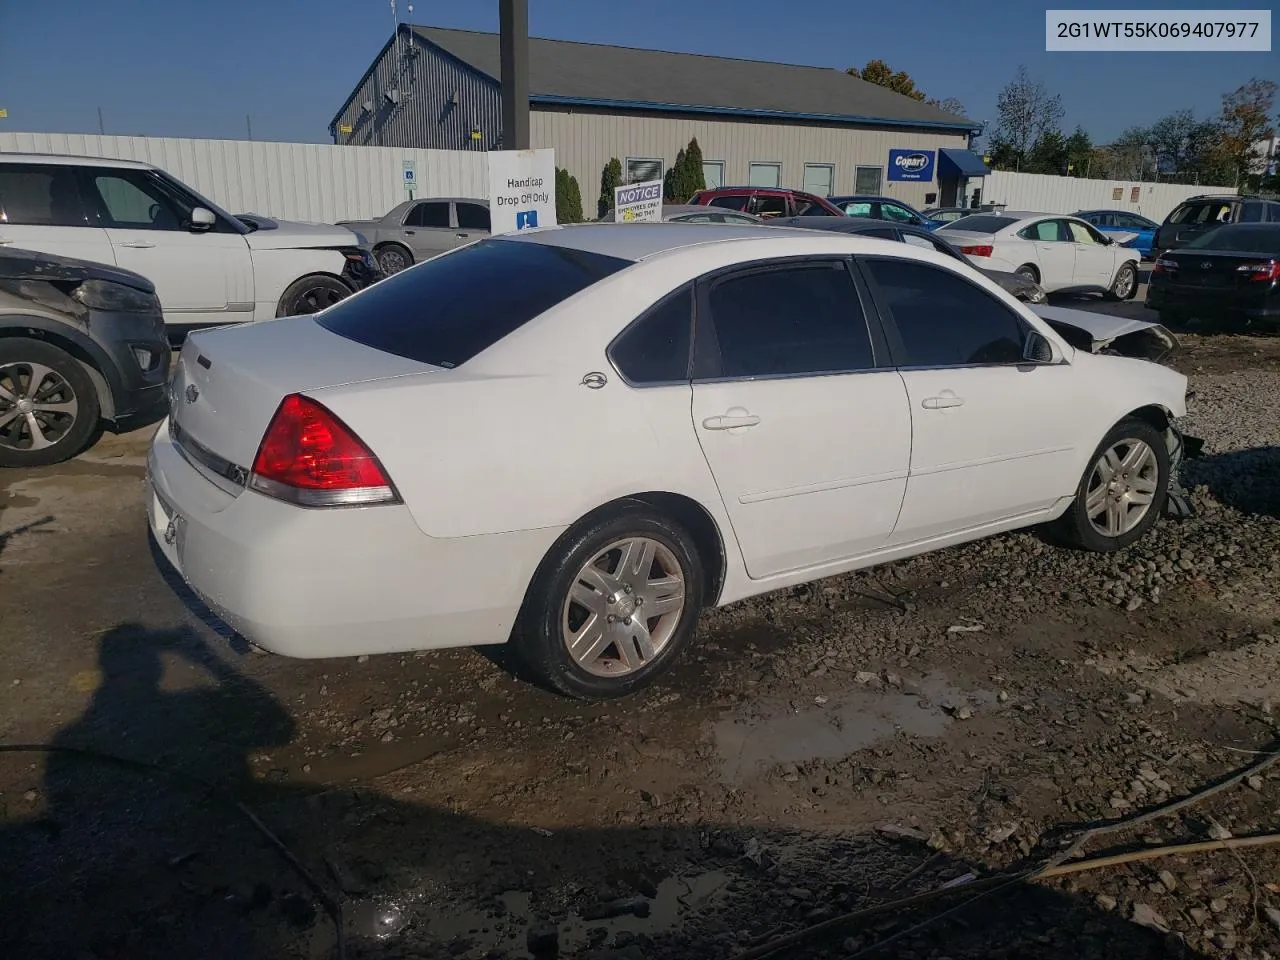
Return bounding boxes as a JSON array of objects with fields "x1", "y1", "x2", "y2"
[{"x1": 338, "y1": 198, "x2": 490, "y2": 275}]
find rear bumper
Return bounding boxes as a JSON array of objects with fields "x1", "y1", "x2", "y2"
[
  {"x1": 146, "y1": 418, "x2": 561, "y2": 659},
  {"x1": 1146, "y1": 282, "x2": 1280, "y2": 319}
]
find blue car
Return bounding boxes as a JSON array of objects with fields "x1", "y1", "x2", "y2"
[
  {"x1": 824, "y1": 195, "x2": 945, "y2": 231},
  {"x1": 1074, "y1": 209, "x2": 1159, "y2": 259}
]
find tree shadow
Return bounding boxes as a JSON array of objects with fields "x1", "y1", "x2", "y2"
[
  {"x1": 1184, "y1": 446, "x2": 1280, "y2": 519},
  {"x1": 1, "y1": 623, "x2": 1213, "y2": 960}
]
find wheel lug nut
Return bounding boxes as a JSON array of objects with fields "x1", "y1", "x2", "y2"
[
  {"x1": 624, "y1": 585, "x2": 632, "y2": 594},
  {"x1": 607, "y1": 615, "x2": 616, "y2": 623},
  {"x1": 624, "y1": 617, "x2": 632, "y2": 625}
]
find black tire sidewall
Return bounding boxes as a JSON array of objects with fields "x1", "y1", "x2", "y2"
[
  {"x1": 0, "y1": 337, "x2": 101, "y2": 468},
  {"x1": 276, "y1": 275, "x2": 352, "y2": 317},
  {"x1": 517, "y1": 504, "x2": 705, "y2": 700},
  {"x1": 1016, "y1": 265, "x2": 1038, "y2": 282},
  {"x1": 1059, "y1": 418, "x2": 1170, "y2": 552}
]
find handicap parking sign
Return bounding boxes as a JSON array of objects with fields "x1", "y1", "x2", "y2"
[{"x1": 516, "y1": 209, "x2": 539, "y2": 229}]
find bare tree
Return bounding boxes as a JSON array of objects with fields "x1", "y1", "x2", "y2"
[
  {"x1": 992, "y1": 65, "x2": 1065, "y2": 169},
  {"x1": 1146, "y1": 109, "x2": 1197, "y2": 177},
  {"x1": 928, "y1": 96, "x2": 968, "y2": 117}
]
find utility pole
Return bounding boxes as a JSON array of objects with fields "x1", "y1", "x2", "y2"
[
  {"x1": 500, "y1": 0, "x2": 530, "y2": 150},
  {"x1": 246, "y1": 114, "x2": 253, "y2": 140},
  {"x1": 97, "y1": 106, "x2": 105, "y2": 135}
]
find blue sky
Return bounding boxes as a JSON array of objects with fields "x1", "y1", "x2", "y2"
[{"x1": 0, "y1": 0, "x2": 1272, "y2": 145}]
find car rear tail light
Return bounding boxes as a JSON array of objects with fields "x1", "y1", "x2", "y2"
[
  {"x1": 1235, "y1": 259, "x2": 1280, "y2": 282},
  {"x1": 1152, "y1": 257, "x2": 1179, "y2": 274},
  {"x1": 250, "y1": 394, "x2": 399, "y2": 507},
  {"x1": 960, "y1": 244, "x2": 993, "y2": 257}
]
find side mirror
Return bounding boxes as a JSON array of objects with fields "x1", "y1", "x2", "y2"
[
  {"x1": 1023, "y1": 331, "x2": 1055, "y2": 364},
  {"x1": 189, "y1": 206, "x2": 216, "y2": 232}
]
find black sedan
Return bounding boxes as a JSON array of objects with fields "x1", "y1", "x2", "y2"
[
  {"x1": 1145, "y1": 224, "x2": 1280, "y2": 330},
  {"x1": 0, "y1": 248, "x2": 171, "y2": 467},
  {"x1": 766, "y1": 215, "x2": 1047, "y2": 302}
]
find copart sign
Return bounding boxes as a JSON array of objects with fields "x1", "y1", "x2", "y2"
[{"x1": 887, "y1": 149, "x2": 936, "y2": 182}]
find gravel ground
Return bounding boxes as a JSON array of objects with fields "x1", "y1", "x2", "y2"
[{"x1": 2, "y1": 335, "x2": 1280, "y2": 960}]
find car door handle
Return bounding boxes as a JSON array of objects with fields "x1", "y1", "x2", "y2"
[
  {"x1": 922, "y1": 395, "x2": 964, "y2": 410},
  {"x1": 455, "y1": 233, "x2": 469, "y2": 239},
  {"x1": 0, "y1": 238, "x2": 12, "y2": 245},
  {"x1": 702, "y1": 414, "x2": 760, "y2": 430},
  {"x1": 403, "y1": 229, "x2": 416, "y2": 236},
  {"x1": 118, "y1": 240, "x2": 155, "y2": 249}
]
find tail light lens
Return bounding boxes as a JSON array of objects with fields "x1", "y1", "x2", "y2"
[
  {"x1": 250, "y1": 394, "x2": 398, "y2": 507},
  {"x1": 1152, "y1": 257, "x2": 1179, "y2": 275},
  {"x1": 960, "y1": 244, "x2": 993, "y2": 257},
  {"x1": 1235, "y1": 260, "x2": 1280, "y2": 282}
]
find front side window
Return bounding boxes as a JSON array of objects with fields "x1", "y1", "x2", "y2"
[
  {"x1": 317, "y1": 238, "x2": 631, "y2": 368},
  {"x1": 409, "y1": 202, "x2": 450, "y2": 228},
  {"x1": 864, "y1": 258, "x2": 1027, "y2": 367},
  {"x1": 879, "y1": 202, "x2": 919, "y2": 224},
  {"x1": 609, "y1": 287, "x2": 692, "y2": 385},
  {"x1": 0, "y1": 164, "x2": 89, "y2": 226},
  {"x1": 704, "y1": 262, "x2": 874, "y2": 379},
  {"x1": 88, "y1": 170, "x2": 193, "y2": 230},
  {"x1": 843, "y1": 201, "x2": 873, "y2": 217},
  {"x1": 455, "y1": 202, "x2": 490, "y2": 230},
  {"x1": 1067, "y1": 220, "x2": 1104, "y2": 244}
]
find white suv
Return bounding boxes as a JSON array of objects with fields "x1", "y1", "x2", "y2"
[{"x1": 0, "y1": 154, "x2": 380, "y2": 330}]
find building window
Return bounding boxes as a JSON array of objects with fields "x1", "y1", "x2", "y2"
[
  {"x1": 625, "y1": 157, "x2": 663, "y2": 184},
  {"x1": 855, "y1": 165, "x2": 883, "y2": 194},
  {"x1": 802, "y1": 163, "x2": 835, "y2": 197},
  {"x1": 748, "y1": 162, "x2": 781, "y2": 188},
  {"x1": 702, "y1": 160, "x2": 725, "y2": 190}
]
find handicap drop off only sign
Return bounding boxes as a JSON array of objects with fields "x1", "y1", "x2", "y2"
[
  {"x1": 613, "y1": 179, "x2": 663, "y2": 223},
  {"x1": 487, "y1": 148, "x2": 557, "y2": 235}
]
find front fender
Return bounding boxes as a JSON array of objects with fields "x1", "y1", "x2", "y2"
[{"x1": 0, "y1": 313, "x2": 122, "y2": 420}]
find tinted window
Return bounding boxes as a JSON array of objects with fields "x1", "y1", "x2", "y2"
[
  {"x1": 609, "y1": 288, "x2": 692, "y2": 384},
  {"x1": 1171, "y1": 201, "x2": 1233, "y2": 225},
  {"x1": 706, "y1": 262, "x2": 873, "y2": 378},
  {"x1": 862, "y1": 226, "x2": 900, "y2": 240},
  {"x1": 317, "y1": 239, "x2": 631, "y2": 368},
  {"x1": 880, "y1": 203, "x2": 918, "y2": 224},
  {"x1": 939, "y1": 215, "x2": 1016, "y2": 234},
  {"x1": 709, "y1": 195, "x2": 748, "y2": 211},
  {"x1": 865, "y1": 258, "x2": 1027, "y2": 367},
  {"x1": 1242, "y1": 201, "x2": 1265, "y2": 222},
  {"x1": 88, "y1": 170, "x2": 193, "y2": 230},
  {"x1": 1117, "y1": 213, "x2": 1154, "y2": 229},
  {"x1": 409, "y1": 202, "x2": 450, "y2": 228},
  {"x1": 455, "y1": 203, "x2": 490, "y2": 230},
  {"x1": 1185, "y1": 225, "x2": 1280, "y2": 254},
  {"x1": 753, "y1": 196, "x2": 788, "y2": 218},
  {"x1": 0, "y1": 164, "x2": 89, "y2": 226}
]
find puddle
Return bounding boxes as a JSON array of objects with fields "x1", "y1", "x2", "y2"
[
  {"x1": 355, "y1": 871, "x2": 730, "y2": 956},
  {"x1": 713, "y1": 675, "x2": 992, "y2": 783}
]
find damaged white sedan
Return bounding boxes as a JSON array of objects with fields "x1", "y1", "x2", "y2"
[{"x1": 148, "y1": 224, "x2": 1196, "y2": 699}]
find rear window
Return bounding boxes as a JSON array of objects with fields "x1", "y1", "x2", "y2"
[
  {"x1": 316, "y1": 238, "x2": 631, "y2": 368},
  {"x1": 1185, "y1": 225, "x2": 1280, "y2": 255},
  {"x1": 938, "y1": 215, "x2": 1017, "y2": 234}
]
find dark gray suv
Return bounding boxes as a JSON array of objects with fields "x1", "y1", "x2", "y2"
[{"x1": 1153, "y1": 194, "x2": 1280, "y2": 255}]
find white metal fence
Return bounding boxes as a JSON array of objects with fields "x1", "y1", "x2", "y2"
[
  {"x1": 0, "y1": 132, "x2": 489, "y2": 224},
  {"x1": 978, "y1": 170, "x2": 1237, "y2": 223}
]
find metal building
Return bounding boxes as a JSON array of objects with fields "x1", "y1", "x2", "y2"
[{"x1": 330, "y1": 25, "x2": 988, "y2": 211}]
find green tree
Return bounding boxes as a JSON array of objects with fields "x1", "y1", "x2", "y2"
[
  {"x1": 663, "y1": 147, "x2": 687, "y2": 202},
  {"x1": 1104, "y1": 126, "x2": 1152, "y2": 180},
  {"x1": 1026, "y1": 130, "x2": 1068, "y2": 174},
  {"x1": 1063, "y1": 127, "x2": 1093, "y2": 176},
  {"x1": 555, "y1": 167, "x2": 584, "y2": 223},
  {"x1": 682, "y1": 137, "x2": 707, "y2": 199},
  {"x1": 1215, "y1": 78, "x2": 1277, "y2": 187},
  {"x1": 846, "y1": 59, "x2": 927, "y2": 101},
  {"x1": 598, "y1": 157, "x2": 622, "y2": 219}
]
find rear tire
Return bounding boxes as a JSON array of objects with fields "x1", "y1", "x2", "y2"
[
  {"x1": 1052, "y1": 417, "x2": 1169, "y2": 553},
  {"x1": 275, "y1": 274, "x2": 352, "y2": 318},
  {"x1": 1107, "y1": 262, "x2": 1138, "y2": 301},
  {"x1": 375, "y1": 243, "x2": 413, "y2": 276},
  {"x1": 0, "y1": 337, "x2": 101, "y2": 468},
  {"x1": 513, "y1": 502, "x2": 705, "y2": 700}
]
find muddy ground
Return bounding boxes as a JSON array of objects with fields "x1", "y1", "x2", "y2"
[{"x1": 2, "y1": 332, "x2": 1280, "y2": 960}]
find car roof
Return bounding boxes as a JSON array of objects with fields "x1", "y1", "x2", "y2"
[
  {"x1": 496, "y1": 221, "x2": 895, "y2": 261},
  {"x1": 0, "y1": 152, "x2": 154, "y2": 170},
  {"x1": 701, "y1": 186, "x2": 799, "y2": 194}
]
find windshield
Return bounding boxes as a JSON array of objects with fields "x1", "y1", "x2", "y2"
[
  {"x1": 1185, "y1": 225, "x2": 1280, "y2": 255},
  {"x1": 316, "y1": 238, "x2": 632, "y2": 367},
  {"x1": 938, "y1": 215, "x2": 1017, "y2": 234}
]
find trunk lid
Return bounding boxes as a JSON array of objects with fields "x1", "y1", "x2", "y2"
[
  {"x1": 1165, "y1": 250, "x2": 1255, "y2": 289},
  {"x1": 171, "y1": 316, "x2": 438, "y2": 483}
]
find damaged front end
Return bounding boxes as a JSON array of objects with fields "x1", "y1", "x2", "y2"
[{"x1": 1164, "y1": 423, "x2": 1204, "y2": 520}]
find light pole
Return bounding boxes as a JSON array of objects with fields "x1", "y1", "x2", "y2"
[{"x1": 500, "y1": 0, "x2": 530, "y2": 150}]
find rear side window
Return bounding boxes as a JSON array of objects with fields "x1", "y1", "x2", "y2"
[
  {"x1": 864, "y1": 258, "x2": 1027, "y2": 367},
  {"x1": 0, "y1": 164, "x2": 90, "y2": 226},
  {"x1": 752, "y1": 196, "x2": 788, "y2": 218},
  {"x1": 708, "y1": 195, "x2": 748, "y2": 211},
  {"x1": 317, "y1": 239, "x2": 631, "y2": 368},
  {"x1": 408, "y1": 202, "x2": 450, "y2": 227},
  {"x1": 704, "y1": 262, "x2": 874, "y2": 378},
  {"x1": 609, "y1": 288, "x2": 692, "y2": 384},
  {"x1": 456, "y1": 203, "x2": 490, "y2": 230},
  {"x1": 939, "y1": 215, "x2": 1016, "y2": 234}
]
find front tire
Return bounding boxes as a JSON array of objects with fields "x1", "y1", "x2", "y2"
[
  {"x1": 1108, "y1": 262, "x2": 1138, "y2": 301},
  {"x1": 375, "y1": 243, "x2": 413, "y2": 276},
  {"x1": 0, "y1": 338, "x2": 101, "y2": 468},
  {"x1": 275, "y1": 275, "x2": 352, "y2": 317},
  {"x1": 1053, "y1": 417, "x2": 1169, "y2": 552},
  {"x1": 514, "y1": 503, "x2": 705, "y2": 700}
]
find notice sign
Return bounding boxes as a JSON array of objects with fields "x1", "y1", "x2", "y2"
[
  {"x1": 487, "y1": 148, "x2": 557, "y2": 235},
  {"x1": 614, "y1": 179, "x2": 663, "y2": 222}
]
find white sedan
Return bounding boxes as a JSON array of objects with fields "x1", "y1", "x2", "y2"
[
  {"x1": 937, "y1": 212, "x2": 1141, "y2": 299},
  {"x1": 148, "y1": 223, "x2": 1189, "y2": 699}
]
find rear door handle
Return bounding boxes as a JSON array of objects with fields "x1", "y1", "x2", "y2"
[
  {"x1": 403, "y1": 229, "x2": 416, "y2": 236},
  {"x1": 0, "y1": 238, "x2": 12, "y2": 245},
  {"x1": 119, "y1": 240, "x2": 156, "y2": 249},
  {"x1": 922, "y1": 395, "x2": 964, "y2": 410},
  {"x1": 702, "y1": 414, "x2": 761, "y2": 430},
  {"x1": 455, "y1": 233, "x2": 469, "y2": 239}
]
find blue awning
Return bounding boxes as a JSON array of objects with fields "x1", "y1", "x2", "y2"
[{"x1": 938, "y1": 149, "x2": 990, "y2": 178}]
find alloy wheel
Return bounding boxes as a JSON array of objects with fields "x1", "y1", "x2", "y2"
[
  {"x1": 1085, "y1": 438, "x2": 1159, "y2": 537},
  {"x1": 291, "y1": 284, "x2": 347, "y2": 315},
  {"x1": 561, "y1": 536, "x2": 687, "y2": 677},
  {"x1": 0, "y1": 361, "x2": 80, "y2": 452}
]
